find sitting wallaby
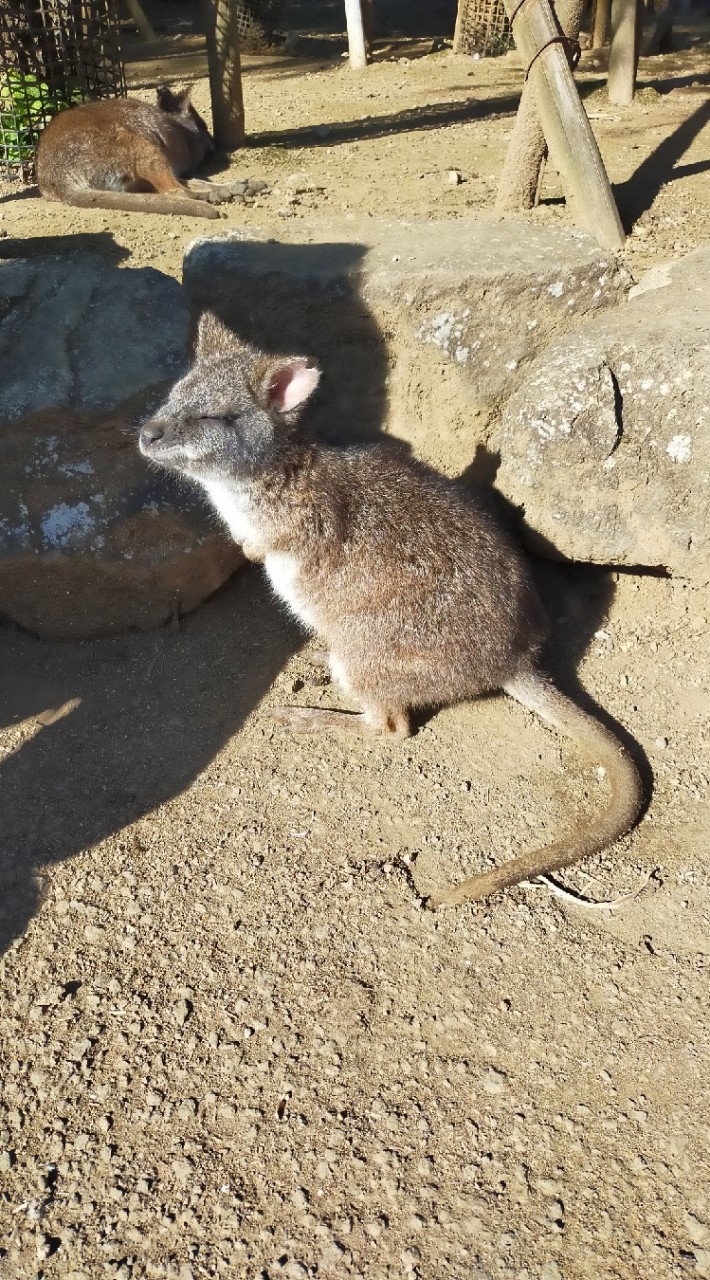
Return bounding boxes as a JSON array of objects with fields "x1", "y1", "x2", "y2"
[
  {"x1": 139, "y1": 313, "x2": 644, "y2": 907},
  {"x1": 37, "y1": 86, "x2": 257, "y2": 220}
]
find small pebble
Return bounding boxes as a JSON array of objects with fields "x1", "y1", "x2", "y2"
[
  {"x1": 547, "y1": 1198, "x2": 565, "y2": 1222},
  {"x1": 175, "y1": 999, "x2": 192, "y2": 1025},
  {"x1": 482, "y1": 1066, "x2": 508, "y2": 1095}
]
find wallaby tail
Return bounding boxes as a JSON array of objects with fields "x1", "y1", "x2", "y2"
[
  {"x1": 429, "y1": 668, "x2": 644, "y2": 908},
  {"x1": 68, "y1": 189, "x2": 220, "y2": 219}
]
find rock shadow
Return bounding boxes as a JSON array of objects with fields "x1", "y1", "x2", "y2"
[
  {"x1": 183, "y1": 237, "x2": 390, "y2": 445},
  {"x1": 0, "y1": 237, "x2": 389, "y2": 955}
]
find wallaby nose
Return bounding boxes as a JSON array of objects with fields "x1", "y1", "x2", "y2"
[{"x1": 140, "y1": 422, "x2": 165, "y2": 449}]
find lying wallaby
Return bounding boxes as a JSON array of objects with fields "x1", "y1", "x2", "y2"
[
  {"x1": 37, "y1": 86, "x2": 260, "y2": 220},
  {"x1": 139, "y1": 313, "x2": 644, "y2": 907}
]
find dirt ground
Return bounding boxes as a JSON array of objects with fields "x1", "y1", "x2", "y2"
[{"x1": 1, "y1": 6, "x2": 710, "y2": 1279}]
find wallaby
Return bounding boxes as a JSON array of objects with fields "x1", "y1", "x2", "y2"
[
  {"x1": 37, "y1": 86, "x2": 261, "y2": 220},
  {"x1": 139, "y1": 313, "x2": 644, "y2": 907}
]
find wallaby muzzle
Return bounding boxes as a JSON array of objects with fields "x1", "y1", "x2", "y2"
[{"x1": 139, "y1": 420, "x2": 177, "y2": 455}]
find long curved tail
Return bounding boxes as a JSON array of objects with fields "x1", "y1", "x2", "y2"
[
  {"x1": 67, "y1": 189, "x2": 220, "y2": 219},
  {"x1": 429, "y1": 669, "x2": 644, "y2": 908}
]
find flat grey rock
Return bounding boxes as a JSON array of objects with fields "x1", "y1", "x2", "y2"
[{"x1": 495, "y1": 248, "x2": 710, "y2": 581}]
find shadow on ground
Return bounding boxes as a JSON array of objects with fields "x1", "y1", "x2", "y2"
[
  {"x1": 0, "y1": 230, "x2": 130, "y2": 261},
  {"x1": 247, "y1": 92, "x2": 521, "y2": 149},
  {"x1": 615, "y1": 96, "x2": 710, "y2": 227}
]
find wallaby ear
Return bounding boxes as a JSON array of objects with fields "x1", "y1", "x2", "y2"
[
  {"x1": 156, "y1": 83, "x2": 178, "y2": 113},
  {"x1": 156, "y1": 83, "x2": 191, "y2": 114},
  {"x1": 259, "y1": 358, "x2": 320, "y2": 415},
  {"x1": 194, "y1": 310, "x2": 232, "y2": 355}
]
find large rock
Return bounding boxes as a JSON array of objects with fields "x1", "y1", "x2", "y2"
[
  {"x1": 0, "y1": 255, "x2": 242, "y2": 639},
  {"x1": 495, "y1": 249, "x2": 710, "y2": 581},
  {"x1": 183, "y1": 217, "x2": 630, "y2": 473}
]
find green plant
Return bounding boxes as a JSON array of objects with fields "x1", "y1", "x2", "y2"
[{"x1": 0, "y1": 69, "x2": 82, "y2": 166}]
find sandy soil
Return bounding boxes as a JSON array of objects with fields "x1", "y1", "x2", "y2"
[{"x1": 1, "y1": 10, "x2": 710, "y2": 1279}]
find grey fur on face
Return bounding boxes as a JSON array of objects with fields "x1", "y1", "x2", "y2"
[{"x1": 141, "y1": 313, "x2": 316, "y2": 481}]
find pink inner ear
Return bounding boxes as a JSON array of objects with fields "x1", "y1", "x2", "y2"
[{"x1": 268, "y1": 360, "x2": 320, "y2": 413}]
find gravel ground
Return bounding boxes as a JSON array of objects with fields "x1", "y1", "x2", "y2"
[{"x1": 2, "y1": 11, "x2": 710, "y2": 1280}]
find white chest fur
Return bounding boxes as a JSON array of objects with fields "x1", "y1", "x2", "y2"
[
  {"x1": 201, "y1": 479, "x2": 261, "y2": 547},
  {"x1": 201, "y1": 480, "x2": 317, "y2": 632},
  {"x1": 264, "y1": 553, "x2": 318, "y2": 632}
]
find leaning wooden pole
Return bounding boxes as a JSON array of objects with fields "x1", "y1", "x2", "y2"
[
  {"x1": 344, "y1": 0, "x2": 369, "y2": 68},
  {"x1": 125, "y1": 0, "x2": 157, "y2": 43},
  {"x1": 496, "y1": 0, "x2": 585, "y2": 211},
  {"x1": 201, "y1": 0, "x2": 245, "y2": 150},
  {"x1": 498, "y1": 0, "x2": 625, "y2": 248}
]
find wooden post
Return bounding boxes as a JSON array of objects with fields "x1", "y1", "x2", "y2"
[
  {"x1": 201, "y1": 0, "x2": 246, "y2": 150},
  {"x1": 592, "y1": 0, "x2": 611, "y2": 46},
  {"x1": 641, "y1": 0, "x2": 676, "y2": 55},
  {"x1": 362, "y1": 0, "x2": 375, "y2": 55},
  {"x1": 499, "y1": 0, "x2": 625, "y2": 249},
  {"x1": 496, "y1": 0, "x2": 584, "y2": 211},
  {"x1": 608, "y1": 0, "x2": 641, "y2": 104},
  {"x1": 453, "y1": 0, "x2": 465, "y2": 52},
  {"x1": 344, "y1": 0, "x2": 369, "y2": 68}
]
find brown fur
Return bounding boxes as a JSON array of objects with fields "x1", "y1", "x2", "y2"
[
  {"x1": 36, "y1": 87, "x2": 244, "y2": 220},
  {"x1": 138, "y1": 313, "x2": 644, "y2": 906}
]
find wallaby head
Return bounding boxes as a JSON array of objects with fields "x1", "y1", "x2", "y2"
[
  {"x1": 139, "y1": 312, "x2": 320, "y2": 482},
  {"x1": 155, "y1": 83, "x2": 214, "y2": 165}
]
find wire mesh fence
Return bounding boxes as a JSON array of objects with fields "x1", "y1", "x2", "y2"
[
  {"x1": 454, "y1": 0, "x2": 513, "y2": 56},
  {"x1": 234, "y1": 0, "x2": 286, "y2": 51},
  {"x1": 0, "y1": 0, "x2": 126, "y2": 181}
]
